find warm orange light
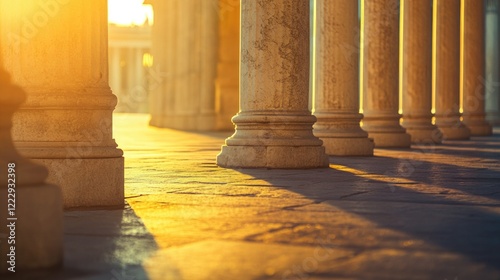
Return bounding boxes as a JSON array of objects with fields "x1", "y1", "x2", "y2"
[
  {"x1": 143, "y1": 52, "x2": 153, "y2": 68},
  {"x1": 108, "y1": 0, "x2": 153, "y2": 26}
]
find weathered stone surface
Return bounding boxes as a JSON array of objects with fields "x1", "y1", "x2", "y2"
[
  {"x1": 313, "y1": 0, "x2": 374, "y2": 156},
  {"x1": 434, "y1": 0, "x2": 471, "y2": 140},
  {"x1": 461, "y1": 0, "x2": 493, "y2": 136},
  {"x1": 217, "y1": 0, "x2": 328, "y2": 168},
  {"x1": 401, "y1": 0, "x2": 442, "y2": 144},
  {"x1": 361, "y1": 0, "x2": 411, "y2": 148},
  {"x1": 0, "y1": 0, "x2": 124, "y2": 208}
]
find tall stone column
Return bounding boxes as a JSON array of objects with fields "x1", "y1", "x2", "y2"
[
  {"x1": 433, "y1": 0, "x2": 471, "y2": 139},
  {"x1": 461, "y1": 0, "x2": 493, "y2": 135},
  {"x1": 485, "y1": 0, "x2": 500, "y2": 126},
  {"x1": 401, "y1": 0, "x2": 442, "y2": 144},
  {"x1": 215, "y1": 0, "x2": 240, "y2": 131},
  {"x1": 361, "y1": 0, "x2": 411, "y2": 148},
  {"x1": 0, "y1": 0, "x2": 124, "y2": 208},
  {"x1": 148, "y1": 0, "x2": 219, "y2": 131},
  {"x1": 217, "y1": 0, "x2": 329, "y2": 168},
  {"x1": 313, "y1": 0, "x2": 374, "y2": 156},
  {"x1": 0, "y1": 26, "x2": 63, "y2": 270}
]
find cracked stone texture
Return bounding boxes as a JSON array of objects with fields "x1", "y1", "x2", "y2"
[{"x1": 11, "y1": 114, "x2": 500, "y2": 280}]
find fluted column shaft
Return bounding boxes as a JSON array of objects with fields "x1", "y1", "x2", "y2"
[
  {"x1": 362, "y1": 0, "x2": 411, "y2": 148},
  {"x1": 215, "y1": 0, "x2": 240, "y2": 131},
  {"x1": 217, "y1": 0, "x2": 328, "y2": 168},
  {"x1": 0, "y1": 0, "x2": 124, "y2": 208},
  {"x1": 485, "y1": 0, "x2": 500, "y2": 125},
  {"x1": 0, "y1": 8, "x2": 62, "y2": 270},
  {"x1": 401, "y1": 0, "x2": 442, "y2": 144},
  {"x1": 433, "y1": 0, "x2": 471, "y2": 139},
  {"x1": 313, "y1": 0, "x2": 374, "y2": 156},
  {"x1": 461, "y1": 0, "x2": 493, "y2": 135},
  {"x1": 149, "y1": 0, "x2": 218, "y2": 131}
]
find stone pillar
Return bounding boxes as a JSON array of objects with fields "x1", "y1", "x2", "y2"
[
  {"x1": 147, "y1": 0, "x2": 175, "y2": 127},
  {"x1": 361, "y1": 0, "x2": 412, "y2": 148},
  {"x1": 401, "y1": 0, "x2": 442, "y2": 144},
  {"x1": 433, "y1": 0, "x2": 471, "y2": 139},
  {"x1": 0, "y1": 28, "x2": 63, "y2": 271},
  {"x1": 313, "y1": 0, "x2": 374, "y2": 156},
  {"x1": 461, "y1": 0, "x2": 493, "y2": 135},
  {"x1": 215, "y1": 0, "x2": 240, "y2": 131},
  {"x1": 0, "y1": 0, "x2": 124, "y2": 208},
  {"x1": 148, "y1": 0, "x2": 219, "y2": 131},
  {"x1": 217, "y1": 0, "x2": 329, "y2": 168},
  {"x1": 485, "y1": 0, "x2": 500, "y2": 126}
]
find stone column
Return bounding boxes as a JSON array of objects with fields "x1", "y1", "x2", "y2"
[
  {"x1": 401, "y1": 0, "x2": 442, "y2": 144},
  {"x1": 485, "y1": 0, "x2": 500, "y2": 126},
  {"x1": 361, "y1": 0, "x2": 411, "y2": 148},
  {"x1": 217, "y1": 0, "x2": 329, "y2": 168},
  {"x1": 148, "y1": 0, "x2": 219, "y2": 131},
  {"x1": 0, "y1": 0, "x2": 124, "y2": 208},
  {"x1": 0, "y1": 31, "x2": 63, "y2": 271},
  {"x1": 433, "y1": 0, "x2": 471, "y2": 139},
  {"x1": 313, "y1": 0, "x2": 374, "y2": 156},
  {"x1": 215, "y1": 0, "x2": 240, "y2": 131},
  {"x1": 147, "y1": 0, "x2": 175, "y2": 127},
  {"x1": 461, "y1": 0, "x2": 493, "y2": 135}
]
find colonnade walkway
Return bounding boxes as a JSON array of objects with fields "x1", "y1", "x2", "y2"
[{"x1": 20, "y1": 113, "x2": 500, "y2": 280}]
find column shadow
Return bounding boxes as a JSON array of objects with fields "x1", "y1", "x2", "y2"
[
  {"x1": 7, "y1": 203, "x2": 161, "y2": 280},
  {"x1": 236, "y1": 153, "x2": 500, "y2": 274}
]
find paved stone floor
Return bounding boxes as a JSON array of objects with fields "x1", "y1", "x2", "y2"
[{"x1": 10, "y1": 114, "x2": 500, "y2": 279}]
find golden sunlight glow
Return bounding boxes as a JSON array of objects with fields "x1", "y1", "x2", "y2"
[
  {"x1": 398, "y1": 0, "x2": 405, "y2": 115},
  {"x1": 459, "y1": 0, "x2": 465, "y2": 113},
  {"x1": 359, "y1": 0, "x2": 365, "y2": 114},
  {"x1": 311, "y1": 0, "x2": 317, "y2": 112},
  {"x1": 143, "y1": 52, "x2": 154, "y2": 68},
  {"x1": 108, "y1": 0, "x2": 153, "y2": 26},
  {"x1": 431, "y1": 1, "x2": 437, "y2": 114}
]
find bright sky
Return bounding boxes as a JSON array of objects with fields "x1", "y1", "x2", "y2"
[{"x1": 108, "y1": 0, "x2": 154, "y2": 26}]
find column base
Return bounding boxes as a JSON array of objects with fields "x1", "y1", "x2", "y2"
[
  {"x1": 405, "y1": 127, "x2": 443, "y2": 144},
  {"x1": 367, "y1": 132, "x2": 412, "y2": 148},
  {"x1": 217, "y1": 145, "x2": 329, "y2": 169},
  {"x1": 0, "y1": 184, "x2": 63, "y2": 272},
  {"x1": 438, "y1": 125, "x2": 471, "y2": 140},
  {"x1": 321, "y1": 137, "x2": 374, "y2": 156},
  {"x1": 33, "y1": 157, "x2": 124, "y2": 208},
  {"x1": 463, "y1": 121, "x2": 493, "y2": 136},
  {"x1": 486, "y1": 113, "x2": 500, "y2": 127}
]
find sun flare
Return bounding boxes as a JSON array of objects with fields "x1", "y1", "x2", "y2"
[{"x1": 108, "y1": 0, "x2": 153, "y2": 26}]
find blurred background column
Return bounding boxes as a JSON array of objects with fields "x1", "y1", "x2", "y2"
[
  {"x1": 217, "y1": 0, "x2": 328, "y2": 168},
  {"x1": 433, "y1": 0, "x2": 471, "y2": 140},
  {"x1": 485, "y1": 0, "x2": 500, "y2": 126},
  {"x1": 313, "y1": 0, "x2": 374, "y2": 156},
  {"x1": 401, "y1": 0, "x2": 442, "y2": 144},
  {"x1": 148, "y1": 0, "x2": 219, "y2": 131},
  {"x1": 0, "y1": 0, "x2": 124, "y2": 208},
  {"x1": 215, "y1": 0, "x2": 240, "y2": 131},
  {"x1": 361, "y1": 0, "x2": 411, "y2": 148},
  {"x1": 461, "y1": 0, "x2": 493, "y2": 135}
]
